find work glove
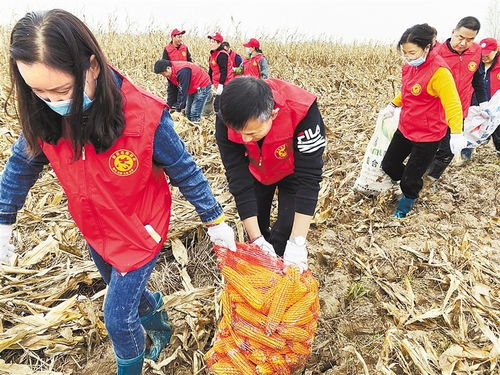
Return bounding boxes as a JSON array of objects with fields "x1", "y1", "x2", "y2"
[
  {"x1": 283, "y1": 237, "x2": 308, "y2": 272},
  {"x1": 207, "y1": 222, "x2": 236, "y2": 251},
  {"x1": 251, "y1": 235, "x2": 277, "y2": 257},
  {"x1": 0, "y1": 224, "x2": 15, "y2": 265},
  {"x1": 449, "y1": 133, "x2": 468, "y2": 155},
  {"x1": 380, "y1": 103, "x2": 396, "y2": 120},
  {"x1": 216, "y1": 84, "x2": 224, "y2": 96}
]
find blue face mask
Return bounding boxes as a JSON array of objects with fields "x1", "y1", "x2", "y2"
[
  {"x1": 39, "y1": 92, "x2": 93, "y2": 116},
  {"x1": 407, "y1": 56, "x2": 426, "y2": 67}
]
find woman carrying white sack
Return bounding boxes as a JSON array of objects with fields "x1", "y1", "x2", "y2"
[{"x1": 379, "y1": 24, "x2": 465, "y2": 218}]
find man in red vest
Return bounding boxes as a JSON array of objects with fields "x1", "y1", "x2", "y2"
[
  {"x1": 162, "y1": 29, "x2": 192, "y2": 110},
  {"x1": 154, "y1": 59, "x2": 212, "y2": 123},
  {"x1": 215, "y1": 76, "x2": 326, "y2": 272},
  {"x1": 427, "y1": 16, "x2": 488, "y2": 178},
  {"x1": 207, "y1": 32, "x2": 234, "y2": 112}
]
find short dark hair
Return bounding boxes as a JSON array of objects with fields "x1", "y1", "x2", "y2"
[
  {"x1": 219, "y1": 76, "x2": 274, "y2": 130},
  {"x1": 397, "y1": 23, "x2": 436, "y2": 51},
  {"x1": 153, "y1": 59, "x2": 171, "y2": 74},
  {"x1": 220, "y1": 41, "x2": 231, "y2": 49},
  {"x1": 455, "y1": 16, "x2": 481, "y2": 32}
]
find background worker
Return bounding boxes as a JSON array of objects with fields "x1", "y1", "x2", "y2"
[
  {"x1": 207, "y1": 32, "x2": 234, "y2": 112},
  {"x1": 241, "y1": 38, "x2": 269, "y2": 79},
  {"x1": 215, "y1": 76, "x2": 326, "y2": 271},
  {"x1": 427, "y1": 16, "x2": 487, "y2": 176},
  {"x1": 153, "y1": 59, "x2": 212, "y2": 123},
  {"x1": 380, "y1": 24, "x2": 464, "y2": 218},
  {"x1": 473, "y1": 38, "x2": 500, "y2": 155},
  {"x1": 221, "y1": 41, "x2": 243, "y2": 71},
  {"x1": 161, "y1": 28, "x2": 192, "y2": 110}
]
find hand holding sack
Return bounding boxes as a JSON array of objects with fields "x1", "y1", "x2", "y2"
[
  {"x1": 0, "y1": 224, "x2": 15, "y2": 265},
  {"x1": 252, "y1": 236, "x2": 277, "y2": 257},
  {"x1": 284, "y1": 237, "x2": 308, "y2": 272},
  {"x1": 449, "y1": 133, "x2": 468, "y2": 155},
  {"x1": 380, "y1": 103, "x2": 396, "y2": 120},
  {"x1": 206, "y1": 242, "x2": 320, "y2": 375},
  {"x1": 207, "y1": 221, "x2": 236, "y2": 251}
]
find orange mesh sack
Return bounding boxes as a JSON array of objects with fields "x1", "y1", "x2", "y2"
[{"x1": 205, "y1": 242, "x2": 320, "y2": 375}]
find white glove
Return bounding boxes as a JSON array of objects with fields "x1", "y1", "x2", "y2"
[
  {"x1": 0, "y1": 224, "x2": 15, "y2": 265},
  {"x1": 380, "y1": 104, "x2": 396, "y2": 120},
  {"x1": 207, "y1": 222, "x2": 236, "y2": 251},
  {"x1": 251, "y1": 236, "x2": 277, "y2": 257},
  {"x1": 449, "y1": 133, "x2": 468, "y2": 155},
  {"x1": 283, "y1": 237, "x2": 308, "y2": 272},
  {"x1": 216, "y1": 84, "x2": 224, "y2": 95}
]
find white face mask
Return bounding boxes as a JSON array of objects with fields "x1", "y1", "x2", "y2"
[
  {"x1": 37, "y1": 92, "x2": 93, "y2": 116},
  {"x1": 245, "y1": 47, "x2": 252, "y2": 56}
]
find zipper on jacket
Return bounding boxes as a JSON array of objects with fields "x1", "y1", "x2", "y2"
[{"x1": 82, "y1": 145, "x2": 86, "y2": 161}]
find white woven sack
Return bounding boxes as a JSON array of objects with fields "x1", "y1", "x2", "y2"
[
  {"x1": 463, "y1": 90, "x2": 500, "y2": 146},
  {"x1": 353, "y1": 108, "x2": 400, "y2": 195}
]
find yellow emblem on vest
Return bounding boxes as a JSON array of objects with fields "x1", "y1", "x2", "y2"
[
  {"x1": 182, "y1": 51, "x2": 186, "y2": 56},
  {"x1": 468, "y1": 61, "x2": 477, "y2": 71},
  {"x1": 411, "y1": 83, "x2": 422, "y2": 96},
  {"x1": 109, "y1": 149, "x2": 139, "y2": 176},
  {"x1": 497, "y1": 72, "x2": 500, "y2": 81},
  {"x1": 274, "y1": 144, "x2": 288, "y2": 159},
  {"x1": 253, "y1": 61, "x2": 257, "y2": 66},
  {"x1": 211, "y1": 59, "x2": 216, "y2": 65}
]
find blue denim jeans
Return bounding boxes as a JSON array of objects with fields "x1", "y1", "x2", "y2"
[
  {"x1": 185, "y1": 85, "x2": 211, "y2": 122},
  {"x1": 89, "y1": 246, "x2": 158, "y2": 359}
]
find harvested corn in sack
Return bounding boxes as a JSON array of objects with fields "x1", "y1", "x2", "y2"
[
  {"x1": 205, "y1": 242, "x2": 320, "y2": 375},
  {"x1": 353, "y1": 108, "x2": 400, "y2": 195}
]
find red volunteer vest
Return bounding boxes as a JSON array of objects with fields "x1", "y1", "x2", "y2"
[
  {"x1": 209, "y1": 50, "x2": 235, "y2": 86},
  {"x1": 435, "y1": 41, "x2": 481, "y2": 117},
  {"x1": 165, "y1": 43, "x2": 189, "y2": 61},
  {"x1": 227, "y1": 79, "x2": 316, "y2": 185},
  {"x1": 169, "y1": 61, "x2": 211, "y2": 94},
  {"x1": 243, "y1": 54, "x2": 264, "y2": 78},
  {"x1": 399, "y1": 51, "x2": 451, "y2": 142},
  {"x1": 228, "y1": 50, "x2": 239, "y2": 67},
  {"x1": 488, "y1": 61, "x2": 500, "y2": 97},
  {"x1": 40, "y1": 70, "x2": 172, "y2": 273}
]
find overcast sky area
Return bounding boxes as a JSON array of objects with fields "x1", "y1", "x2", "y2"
[{"x1": 1, "y1": 0, "x2": 498, "y2": 44}]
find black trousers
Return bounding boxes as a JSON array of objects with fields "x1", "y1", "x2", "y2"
[
  {"x1": 492, "y1": 124, "x2": 500, "y2": 152},
  {"x1": 427, "y1": 128, "x2": 454, "y2": 179},
  {"x1": 253, "y1": 175, "x2": 298, "y2": 257},
  {"x1": 382, "y1": 129, "x2": 441, "y2": 199}
]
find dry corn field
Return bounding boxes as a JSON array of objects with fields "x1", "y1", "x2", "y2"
[{"x1": 0, "y1": 28, "x2": 499, "y2": 375}]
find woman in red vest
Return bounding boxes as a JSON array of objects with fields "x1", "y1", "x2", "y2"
[
  {"x1": 380, "y1": 24, "x2": 464, "y2": 218},
  {"x1": 207, "y1": 32, "x2": 234, "y2": 112},
  {"x1": 241, "y1": 38, "x2": 269, "y2": 79},
  {"x1": 216, "y1": 76, "x2": 326, "y2": 271},
  {"x1": 0, "y1": 10, "x2": 235, "y2": 375}
]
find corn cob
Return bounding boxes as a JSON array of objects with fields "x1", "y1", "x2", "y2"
[
  {"x1": 222, "y1": 266, "x2": 264, "y2": 310},
  {"x1": 227, "y1": 348, "x2": 256, "y2": 375},
  {"x1": 234, "y1": 322, "x2": 286, "y2": 350},
  {"x1": 271, "y1": 363, "x2": 292, "y2": 375},
  {"x1": 284, "y1": 268, "x2": 308, "y2": 309},
  {"x1": 304, "y1": 320, "x2": 318, "y2": 335},
  {"x1": 247, "y1": 338, "x2": 266, "y2": 351},
  {"x1": 284, "y1": 352, "x2": 300, "y2": 366},
  {"x1": 290, "y1": 341, "x2": 311, "y2": 356},
  {"x1": 211, "y1": 359, "x2": 243, "y2": 375},
  {"x1": 213, "y1": 335, "x2": 236, "y2": 354},
  {"x1": 277, "y1": 326, "x2": 310, "y2": 342},
  {"x1": 302, "y1": 274, "x2": 319, "y2": 293},
  {"x1": 234, "y1": 303, "x2": 267, "y2": 328},
  {"x1": 204, "y1": 347, "x2": 219, "y2": 366},
  {"x1": 248, "y1": 348, "x2": 267, "y2": 365},
  {"x1": 260, "y1": 283, "x2": 278, "y2": 314},
  {"x1": 282, "y1": 292, "x2": 316, "y2": 324},
  {"x1": 266, "y1": 276, "x2": 293, "y2": 333},
  {"x1": 282, "y1": 310, "x2": 314, "y2": 326},
  {"x1": 255, "y1": 363, "x2": 274, "y2": 375},
  {"x1": 222, "y1": 289, "x2": 233, "y2": 319},
  {"x1": 217, "y1": 316, "x2": 231, "y2": 337},
  {"x1": 269, "y1": 353, "x2": 286, "y2": 365},
  {"x1": 227, "y1": 286, "x2": 246, "y2": 303}
]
